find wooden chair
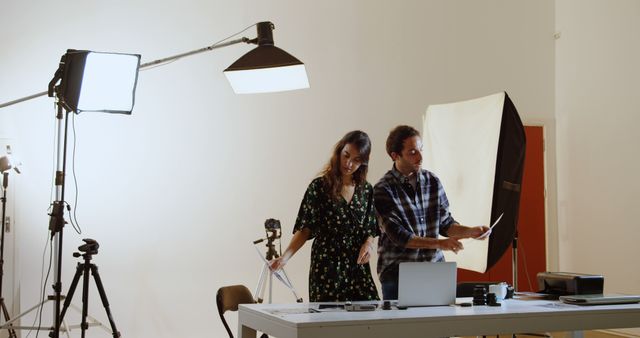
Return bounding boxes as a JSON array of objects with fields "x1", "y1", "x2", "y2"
[{"x1": 216, "y1": 284, "x2": 256, "y2": 338}]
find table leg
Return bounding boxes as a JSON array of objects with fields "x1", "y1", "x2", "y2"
[{"x1": 238, "y1": 323, "x2": 256, "y2": 338}]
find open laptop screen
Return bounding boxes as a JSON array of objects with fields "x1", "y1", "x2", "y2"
[{"x1": 398, "y1": 262, "x2": 457, "y2": 307}]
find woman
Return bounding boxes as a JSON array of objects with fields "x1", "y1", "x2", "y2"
[{"x1": 269, "y1": 130, "x2": 380, "y2": 302}]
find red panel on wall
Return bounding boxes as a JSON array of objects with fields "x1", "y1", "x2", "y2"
[{"x1": 457, "y1": 126, "x2": 546, "y2": 292}]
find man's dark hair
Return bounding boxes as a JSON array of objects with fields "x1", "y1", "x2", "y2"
[{"x1": 385, "y1": 125, "x2": 420, "y2": 158}]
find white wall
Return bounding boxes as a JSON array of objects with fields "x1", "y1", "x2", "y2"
[
  {"x1": 556, "y1": 0, "x2": 640, "y2": 334},
  {"x1": 1, "y1": 1, "x2": 554, "y2": 337}
]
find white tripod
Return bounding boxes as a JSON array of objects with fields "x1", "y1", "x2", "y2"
[{"x1": 252, "y1": 220, "x2": 302, "y2": 304}]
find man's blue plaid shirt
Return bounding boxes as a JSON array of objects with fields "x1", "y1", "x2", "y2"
[{"x1": 374, "y1": 165, "x2": 457, "y2": 282}]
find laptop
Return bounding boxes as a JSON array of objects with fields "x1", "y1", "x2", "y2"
[
  {"x1": 398, "y1": 261, "x2": 457, "y2": 307},
  {"x1": 559, "y1": 294, "x2": 640, "y2": 305}
]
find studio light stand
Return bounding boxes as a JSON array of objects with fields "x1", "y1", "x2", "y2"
[
  {"x1": 1, "y1": 50, "x2": 136, "y2": 338},
  {"x1": 46, "y1": 51, "x2": 135, "y2": 338},
  {"x1": 0, "y1": 104, "x2": 113, "y2": 336},
  {"x1": 252, "y1": 219, "x2": 302, "y2": 304},
  {"x1": 0, "y1": 83, "x2": 111, "y2": 338},
  {"x1": 1, "y1": 169, "x2": 17, "y2": 338},
  {"x1": 49, "y1": 93, "x2": 73, "y2": 338}
]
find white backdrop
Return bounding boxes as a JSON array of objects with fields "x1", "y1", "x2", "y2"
[
  {"x1": 0, "y1": 1, "x2": 555, "y2": 337},
  {"x1": 555, "y1": 0, "x2": 640, "y2": 335}
]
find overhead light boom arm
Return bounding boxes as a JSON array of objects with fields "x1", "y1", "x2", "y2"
[{"x1": 139, "y1": 37, "x2": 252, "y2": 70}]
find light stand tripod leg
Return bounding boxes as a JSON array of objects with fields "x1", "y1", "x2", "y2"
[
  {"x1": 58, "y1": 262, "x2": 83, "y2": 323},
  {"x1": 259, "y1": 265, "x2": 270, "y2": 304},
  {"x1": 80, "y1": 262, "x2": 91, "y2": 338},
  {"x1": 278, "y1": 268, "x2": 303, "y2": 303},
  {"x1": 0, "y1": 298, "x2": 50, "y2": 328},
  {"x1": 254, "y1": 263, "x2": 269, "y2": 303},
  {"x1": 89, "y1": 264, "x2": 121, "y2": 338},
  {"x1": 268, "y1": 271, "x2": 273, "y2": 304},
  {"x1": 61, "y1": 318, "x2": 71, "y2": 338},
  {"x1": 67, "y1": 303, "x2": 111, "y2": 334},
  {"x1": 1, "y1": 299, "x2": 17, "y2": 338}
]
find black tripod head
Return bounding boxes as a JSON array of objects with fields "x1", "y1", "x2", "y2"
[{"x1": 73, "y1": 238, "x2": 99, "y2": 259}]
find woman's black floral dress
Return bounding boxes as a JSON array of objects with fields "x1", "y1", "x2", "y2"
[{"x1": 294, "y1": 177, "x2": 380, "y2": 302}]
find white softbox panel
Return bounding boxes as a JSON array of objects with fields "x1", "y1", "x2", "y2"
[{"x1": 423, "y1": 92, "x2": 525, "y2": 273}]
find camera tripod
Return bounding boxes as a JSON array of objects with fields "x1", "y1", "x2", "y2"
[
  {"x1": 252, "y1": 220, "x2": 302, "y2": 304},
  {"x1": 57, "y1": 239, "x2": 120, "y2": 338}
]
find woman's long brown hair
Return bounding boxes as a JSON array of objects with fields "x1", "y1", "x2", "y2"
[{"x1": 319, "y1": 130, "x2": 371, "y2": 200}]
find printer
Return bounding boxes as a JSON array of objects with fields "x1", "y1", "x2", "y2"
[{"x1": 537, "y1": 272, "x2": 604, "y2": 296}]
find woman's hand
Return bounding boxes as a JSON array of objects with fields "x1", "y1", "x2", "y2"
[
  {"x1": 357, "y1": 240, "x2": 374, "y2": 264},
  {"x1": 269, "y1": 229, "x2": 308, "y2": 271},
  {"x1": 269, "y1": 256, "x2": 287, "y2": 271}
]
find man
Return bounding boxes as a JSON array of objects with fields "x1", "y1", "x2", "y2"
[{"x1": 374, "y1": 125, "x2": 490, "y2": 300}]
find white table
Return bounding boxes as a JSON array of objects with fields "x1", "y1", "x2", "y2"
[{"x1": 238, "y1": 299, "x2": 640, "y2": 338}]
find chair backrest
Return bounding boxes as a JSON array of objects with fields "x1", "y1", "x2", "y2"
[{"x1": 216, "y1": 284, "x2": 255, "y2": 338}]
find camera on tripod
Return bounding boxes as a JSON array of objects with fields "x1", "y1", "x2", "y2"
[
  {"x1": 252, "y1": 219, "x2": 282, "y2": 260},
  {"x1": 251, "y1": 218, "x2": 303, "y2": 303},
  {"x1": 264, "y1": 218, "x2": 281, "y2": 241}
]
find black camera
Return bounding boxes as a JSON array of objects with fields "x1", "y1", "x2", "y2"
[
  {"x1": 264, "y1": 218, "x2": 281, "y2": 230},
  {"x1": 264, "y1": 218, "x2": 282, "y2": 244}
]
